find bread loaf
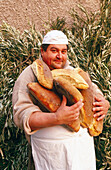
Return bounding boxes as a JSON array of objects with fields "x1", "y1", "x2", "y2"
[
  {"x1": 27, "y1": 82, "x2": 61, "y2": 112},
  {"x1": 53, "y1": 77, "x2": 84, "y2": 105},
  {"x1": 51, "y1": 69, "x2": 89, "y2": 89},
  {"x1": 76, "y1": 68, "x2": 103, "y2": 136},
  {"x1": 31, "y1": 59, "x2": 53, "y2": 89},
  {"x1": 53, "y1": 77, "x2": 84, "y2": 132}
]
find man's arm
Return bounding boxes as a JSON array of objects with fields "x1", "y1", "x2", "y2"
[
  {"x1": 29, "y1": 96, "x2": 84, "y2": 131},
  {"x1": 12, "y1": 66, "x2": 42, "y2": 137}
]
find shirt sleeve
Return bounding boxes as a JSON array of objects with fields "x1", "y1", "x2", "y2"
[
  {"x1": 12, "y1": 66, "x2": 41, "y2": 136},
  {"x1": 92, "y1": 82, "x2": 103, "y2": 96}
]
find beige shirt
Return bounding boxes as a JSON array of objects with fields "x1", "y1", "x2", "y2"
[{"x1": 12, "y1": 60, "x2": 102, "y2": 143}]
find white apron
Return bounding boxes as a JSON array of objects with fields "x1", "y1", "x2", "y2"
[{"x1": 31, "y1": 126, "x2": 96, "y2": 170}]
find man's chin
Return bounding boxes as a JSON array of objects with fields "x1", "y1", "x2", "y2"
[
  {"x1": 51, "y1": 63, "x2": 65, "y2": 69},
  {"x1": 52, "y1": 65, "x2": 63, "y2": 70}
]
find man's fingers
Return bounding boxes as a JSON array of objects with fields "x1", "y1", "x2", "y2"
[
  {"x1": 71, "y1": 99, "x2": 84, "y2": 110},
  {"x1": 94, "y1": 111, "x2": 105, "y2": 121},
  {"x1": 97, "y1": 114, "x2": 105, "y2": 121},
  {"x1": 93, "y1": 106, "x2": 103, "y2": 112},
  {"x1": 94, "y1": 95, "x2": 103, "y2": 102},
  {"x1": 93, "y1": 111, "x2": 103, "y2": 118},
  {"x1": 93, "y1": 101, "x2": 103, "y2": 107},
  {"x1": 67, "y1": 111, "x2": 80, "y2": 122}
]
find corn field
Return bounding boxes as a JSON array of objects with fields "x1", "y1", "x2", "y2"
[{"x1": 0, "y1": 0, "x2": 111, "y2": 169}]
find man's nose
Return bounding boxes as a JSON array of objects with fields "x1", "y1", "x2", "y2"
[{"x1": 57, "y1": 51, "x2": 62, "y2": 59}]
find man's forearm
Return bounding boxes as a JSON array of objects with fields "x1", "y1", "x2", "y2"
[{"x1": 29, "y1": 111, "x2": 58, "y2": 131}]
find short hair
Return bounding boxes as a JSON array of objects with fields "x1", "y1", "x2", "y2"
[{"x1": 41, "y1": 44, "x2": 50, "y2": 52}]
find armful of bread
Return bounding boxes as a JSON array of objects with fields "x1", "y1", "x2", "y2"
[
  {"x1": 27, "y1": 81, "x2": 82, "y2": 132},
  {"x1": 28, "y1": 59, "x2": 103, "y2": 136}
]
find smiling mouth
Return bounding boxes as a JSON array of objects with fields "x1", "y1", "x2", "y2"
[{"x1": 54, "y1": 60, "x2": 63, "y2": 63}]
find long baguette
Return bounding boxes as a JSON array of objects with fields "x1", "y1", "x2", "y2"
[
  {"x1": 53, "y1": 77, "x2": 84, "y2": 132},
  {"x1": 76, "y1": 68, "x2": 103, "y2": 136}
]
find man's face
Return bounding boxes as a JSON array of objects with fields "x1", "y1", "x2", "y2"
[{"x1": 41, "y1": 44, "x2": 68, "y2": 70}]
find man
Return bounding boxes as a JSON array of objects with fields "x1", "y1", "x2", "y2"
[{"x1": 12, "y1": 30, "x2": 109, "y2": 170}]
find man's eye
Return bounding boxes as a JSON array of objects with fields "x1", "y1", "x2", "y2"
[
  {"x1": 62, "y1": 50, "x2": 67, "y2": 54},
  {"x1": 51, "y1": 49, "x2": 57, "y2": 53}
]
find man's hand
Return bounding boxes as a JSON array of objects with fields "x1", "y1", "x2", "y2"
[
  {"x1": 93, "y1": 95, "x2": 110, "y2": 121},
  {"x1": 55, "y1": 96, "x2": 84, "y2": 125}
]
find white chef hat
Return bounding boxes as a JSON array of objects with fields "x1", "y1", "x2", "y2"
[{"x1": 42, "y1": 30, "x2": 68, "y2": 45}]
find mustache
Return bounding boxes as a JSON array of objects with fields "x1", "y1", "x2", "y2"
[{"x1": 54, "y1": 59, "x2": 63, "y2": 62}]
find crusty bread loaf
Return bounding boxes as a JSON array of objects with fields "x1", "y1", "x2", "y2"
[
  {"x1": 27, "y1": 82, "x2": 61, "y2": 112},
  {"x1": 53, "y1": 77, "x2": 84, "y2": 105},
  {"x1": 31, "y1": 59, "x2": 53, "y2": 89},
  {"x1": 76, "y1": 68, "x2": 103, "y2": 136},
  {"x1": 53, "y1": 77, "x2": 84, "y2": 132},
  {"x1": 51, "y1": 69, "x2": 89, "y2": 89},
  {"x1": 88, "y1": 119, "x2": 103, "y2": 136}
]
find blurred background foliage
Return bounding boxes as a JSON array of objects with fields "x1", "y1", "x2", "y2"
[{"x1": 0, "y1": 0, "x2": 111, "y2": 169}]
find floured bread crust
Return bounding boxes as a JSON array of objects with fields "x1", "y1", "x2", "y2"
[
  {"x1": 31, "y1": 59, "x2": 53, "y2": 89},
  {"x1": 51, "y1": 69, "x2": 89, "y2": 89}
]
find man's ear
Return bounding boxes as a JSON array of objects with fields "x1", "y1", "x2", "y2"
[
  {"x1": 41, "y1": 46, "x2": 43, "y2": 52},
  {"x1": 41, "y1": 46, "x2": 44, "y2": 56}
]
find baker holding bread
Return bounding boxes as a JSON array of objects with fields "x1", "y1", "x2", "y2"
[{"x1": 12, "y1": 30, "x2": 109, "y2": 170}]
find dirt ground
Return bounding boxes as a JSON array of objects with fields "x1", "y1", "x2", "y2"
[{"x1": 0, "y1": 0, "x2": 100, "y2": 32}]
